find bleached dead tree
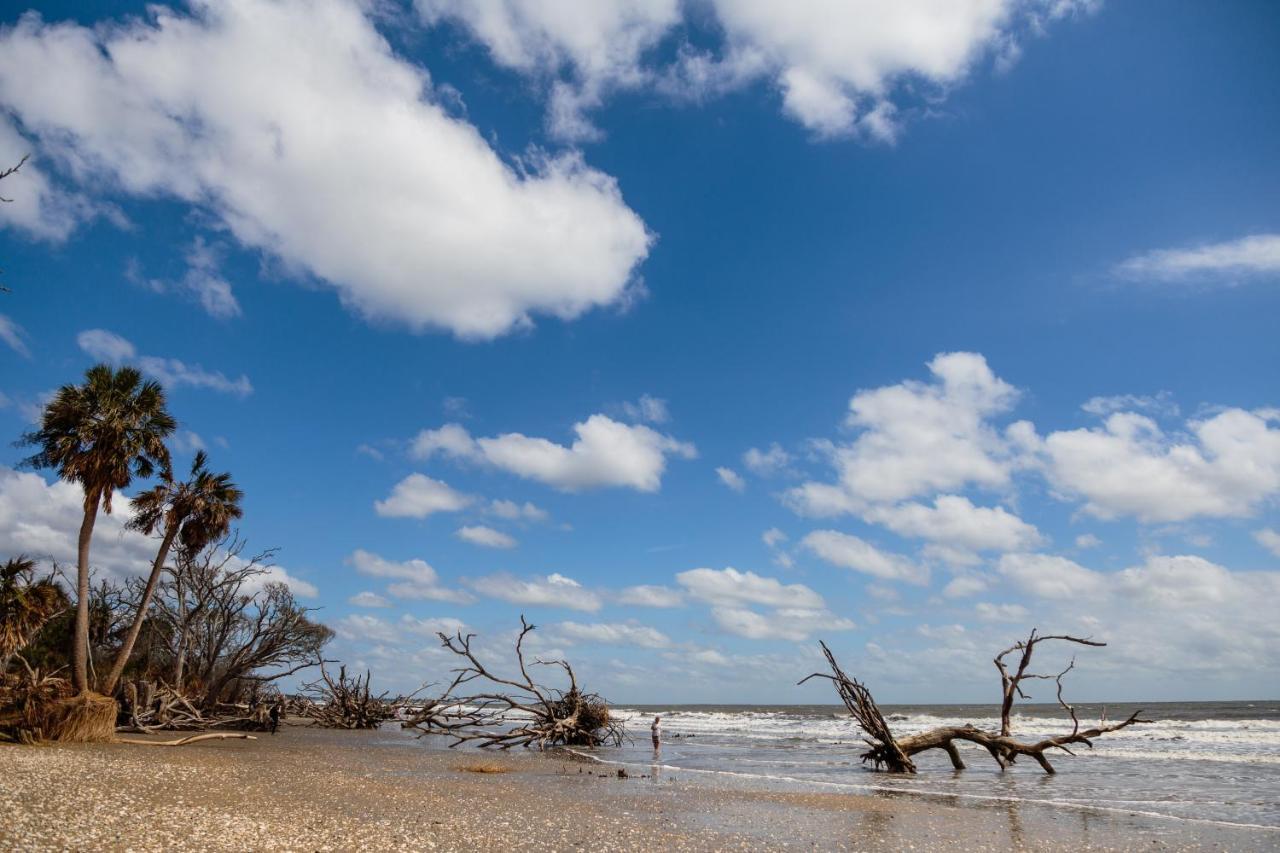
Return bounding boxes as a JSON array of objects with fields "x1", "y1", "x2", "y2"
[
  {"x1": 802, "y1": 629, "x2": 1150, "y2": 774},
  {"x1": 405, "y1": 616, "x2": 624, "y2": 749}
]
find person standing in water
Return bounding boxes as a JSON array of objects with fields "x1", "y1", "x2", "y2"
[{"x1": 651, "y1": 714, "x2": 661, "y2": 750}]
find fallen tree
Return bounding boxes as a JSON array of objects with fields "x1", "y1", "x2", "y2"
[
  {"x1": 298, "y1": 661, "x2": 409, "y2": 729},
  {"x1": 801, "y1": 629, "x2": 1150, "y2": 774},
  {"x1": 405, "y1": 616, "x2": 624, "y2": 749}
]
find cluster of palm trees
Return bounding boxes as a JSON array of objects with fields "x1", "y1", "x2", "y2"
[{"x1": 15, "y1": 363, "x2": 244, "y2": 702}]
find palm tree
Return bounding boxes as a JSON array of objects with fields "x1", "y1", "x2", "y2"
[
  {"x1": 0, "y1": 556, "x2": 69, "y2": 674},
  {"x1": 100, "y1": 451, "x2": 243, "y2": 695},
  {"x1": 20, "y1": 364, "x2": 175, "y2": 694}
]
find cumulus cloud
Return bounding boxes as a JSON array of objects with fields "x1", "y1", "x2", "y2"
[
  {"x1": 0, "y1": 0, "x2": 651, "y2": 339},
  {"x1": 715, "y1": 466, "x2": 746, "y2": 492},
  {"x1": 347, "y1": 548, "x2": 472, "y2": 603},
  {"x1": 467, "y1": 571, "x2": 602, "y2": 612},
  {"x1": 616, "y1": 584, "x2": 684, "y2": 608},
  {"x1": 77, "y1": 329, "x2": 252, "y2": 396},
  {"x1": 374, "y1": 474, "x2": 473, "y2": 519},
  {"x1": 411, "y1": 415, "x2": 695, "y2": 492},
  {"x1": 0, "y1": 119, "x2": 94, "y2": 240},
  {"x1": 862, "y1": 495, "x2": 1043, "y2": 556},
  {"x1": 743, "y1": 443, "x2": 793, "y2": 477},
  {"x1": 1255, "y1": 528, "x2": 1280, "y2": 559},
  {"x1": 801, "y1": 530, "x2": 928, "y2": 585},
  {"x1": 786, "y1": 352, "x2": 1018, "y2": 515},
  {"x1": 417, "y1": 0, "x2": 1092, "y2": 140},
  {"x1": 1115, "y1": 233, "x2": 1280, "y2": 284},
  {"x1": 676, "y1": 566, "x2": 825, "y2": 608},
  {"x1": 487, "y1": 499, "x2": 549, "y2": 522},
  {"x1": 974, "y1": 601, "x2": 1030, "y2": 623},
  {"x1": 555, "y1": 620, "x2": 671, "y2": 649},
  {"x1": 456, "y1": 524, "x2": 517, "y2": 549},
  {"x1": 348, "y1": 591, "x2": 391, "y2": 608},
  {"x1": 1031, "y1": 409, "x2": 1280, "y2": 523},
  {"x1": 711, "y1": 606, "x2": 854, "y2": 642}
]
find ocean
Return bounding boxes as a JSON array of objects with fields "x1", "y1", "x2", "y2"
[{"x1": 570, "y1": 701, "x2": 1280, "y2": 831}]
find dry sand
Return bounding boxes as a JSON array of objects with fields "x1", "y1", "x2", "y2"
[{"x1": 0, "y1": 725, "x2": 1271, "y2": 851}]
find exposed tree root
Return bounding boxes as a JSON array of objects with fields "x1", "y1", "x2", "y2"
[{"x1": 802, "y1": 629, "x2": 1151, "y2": 774}]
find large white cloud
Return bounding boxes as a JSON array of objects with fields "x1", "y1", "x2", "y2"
[
  {"x1": 862, "y1": 495, "x2": 1043, "y2": 555},
  {"x1": 0, "y1": 0, "x2": 651, "y2": 339},
  {"x1": 787, "y1": 352, "x2": 1019, "y2": 514},
  {"x1": 412, "y1": 415, "x2": 695, "y2": 492},
  {"x1": 1032, "y1": 409, "x2": 1280, "y2": 522}
]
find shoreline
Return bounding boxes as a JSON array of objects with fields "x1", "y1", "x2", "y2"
[{"x1": 4, "y1": 725, "x2": 1277, "y2": 851}]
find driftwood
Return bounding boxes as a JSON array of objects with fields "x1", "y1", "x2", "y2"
[
  {"x1": 117, "y1": 732, "x2": 257, "y2": 746},
  {"x1": 117, "y1": 679, "x2": 271, "y2": 732},
  {"x1": 802, "y1": 629, "x2": 1150, "y2": 774},
  {"x1": 298, "y1": 661, "x2": 403, "y2": 729},
  {"x1": 405, "y1": 616, "x2": 624, "y2": 750}
]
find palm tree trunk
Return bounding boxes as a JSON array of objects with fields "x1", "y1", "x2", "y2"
[
  {"x1": 100, "y1": 520, "x2": 178, "y2": 695},
  {"x1": 73, "y1": 489, "x2": 100, "y2": 694}
]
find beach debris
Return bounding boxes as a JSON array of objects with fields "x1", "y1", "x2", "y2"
[
  {"x1": 404, "y1": 615, "x2": 625, "y2": 750},
  {"x1": 116, "y1": 732, "x2": 257, "y2": 746},
  {"x1": 802, "y1": 629, "x2": 1151, "y2": 774},
  {"x1": 297, "y1": 660, "x2": 422, "y2": 729}
]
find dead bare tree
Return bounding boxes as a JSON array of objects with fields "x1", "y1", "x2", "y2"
[
  {"x1": 0, "y1": 154, "x2": 29, "y2": 293},
  {"x1": 802, "y1": 629, "x2": 1150, "y2": 774},
  {"x1": 405, "y1": 616, "x2": 624, "y2": 749},
  {"x1": 299, "y1": 661, "x2": 397, "y2": 729}
]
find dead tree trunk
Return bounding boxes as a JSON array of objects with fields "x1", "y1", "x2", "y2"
[
  {"x1": 801, "y1": 630, "x2": 1150, "y2": 774},
  {"x1": 404, "y1": 615, "x2": 624, "y2": 749}
]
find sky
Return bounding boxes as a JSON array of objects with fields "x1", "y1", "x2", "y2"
[{"x1": 1, "y1": 0, "x2": 1278, "y2": 705}]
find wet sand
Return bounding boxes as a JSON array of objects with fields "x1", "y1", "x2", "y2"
[{"x1": 0, "y1": 725, "x2": 1271, "y2": 851}]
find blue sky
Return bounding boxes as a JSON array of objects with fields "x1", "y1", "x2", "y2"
[{"x1": 1, "y1": 0, "x2": 1278, "y2": 703}]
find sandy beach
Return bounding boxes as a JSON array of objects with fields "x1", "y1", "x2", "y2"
[{"x1": 1, "y1": 725, "x2": 1272, "y2": 852}]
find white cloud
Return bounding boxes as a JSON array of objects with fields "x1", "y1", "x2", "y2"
[
  {"x1": 676, "y1": 566, "x2": 825, "y2": 608},
  {"x1": 997, "y1": 552, "x2": 1106, "y2": 600},
  {"x1": 1075, "y1": 533, "x2": 1101, "y2": 549},
  {"x1": 456, "y1": 524, "x2": 517, "y2": 549},
  {"x1": 412, "y1": 415, "x2": 695, "y2": 492},
  {"x1": 398, "y1": 614, "x2": 468, "y2": 638},
  {"x1": 1254, "y1": 528, "x2": 1280, "y2": 559},
  {"x1": 711, "y1": 606, "x2": 854, "y2": 641},
  {"x1": 616, "y1": 584, "x2": 684, "y2": 608},
  {"x1": 556, "y1": 620, "x2": 671, "y2": 649},
  {"x1": 77, "y1": 329, "x2": 252, "y2": 396},
  {"x1": 942, "y1": 575, "x2": 989, "y2": 598},
  {"x1": 177, "y1": 238, "x2": 241, "y2": 319},
  {"x1": 619, "y1": 394, "x2": 670, "y2": 424},
  {"x1": 487, "y1": 499, "x2": 549, "y2": 522},
  {"x1": 0, "y1": 465, "x2": 315, "y2": 596},
  {"x1": 0, "y1": 118, "x2": 92, "y2": 240},
  {"x1": 801, "y1": 530, "x2": 928, "y2": 585},
  {"x1": 762, "y1": 528, "x2": 787, "y2": 548},
  {"x1": 862, "y1": 495, "x2": 1043, "y2": 555},
  {"x1": 715, "y1": 466, "x2": 746, "y2": 492},
  {"x1": 374, "y1": 474, "x2": 473, "y2": 519},
  {"x1": 349, "y1": 591, "x2": 391, "y2": 608},
  {"x1": 743, "y1": 443, "x2": 792, "y2": 477},
  {"x1": 1034, "y1": 409, "x2": 1280, "y2": 523},
  {"x1": 1082, "y1": 392, "x2": 1178, "y2": 419},
  {"x1": 0, "y1": 0, "x2": 651, "y2": 340},
  {"x1": 467, "y1": 571, "x2": 602, "y2": 612},
  {"x1": 347, "y1": 548, "x2": 472, "y2": 603},
  {"x1": 974, "y1": 601, "x2": 1030, "y2": 623},
  {"x1": 786, "y1": 352, "x2": 1018, "y2": 514},
  {"x1": 417, "y1": 0, "x2": 1093, "y2": 140},
  {"x1": 335, "y1": 614, "x2": 399, "y2": 644},
  {"x1": 1116, "y1": 233, "x2": 1280, "y2": 284},
  {"x1": 0, "y1": 313, "x2": 30, "y2": 357}
]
